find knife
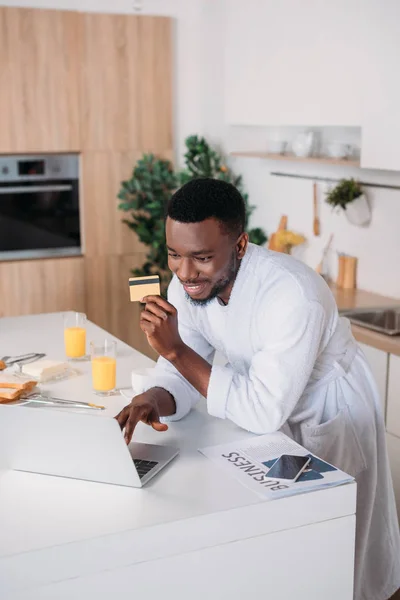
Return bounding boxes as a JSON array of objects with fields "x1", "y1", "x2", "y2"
[{"x1": 22, "y1": 394, "x2": 105, "y2": 410}]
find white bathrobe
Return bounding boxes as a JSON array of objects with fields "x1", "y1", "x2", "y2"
[{"x1": 140, "y1": 243, "x2": 400, "y2": 600}]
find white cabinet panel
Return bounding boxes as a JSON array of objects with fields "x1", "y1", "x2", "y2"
[
  {"x1": 358, "y1": 343, "x2": 388, "y2": 417},
  {"x1": 361, "y1": 119, "x2": 400, "y2": 172},
  {"x1": 386, "y1": 433, "x2": 400, "y2": 519},
  {"x1": 359, "y1": 0, "x2": 400, "y2": 170},
  {"x1": 387, "y1": 354, "x2": 400, "y2": 438},
  {"x1": 225, "y1": 0, "x2": 365, "y2": 126}
]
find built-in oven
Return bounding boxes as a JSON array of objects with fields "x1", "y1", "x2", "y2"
[{"x1": 0, "y1": 154, "x2": 81, "y2": 261}]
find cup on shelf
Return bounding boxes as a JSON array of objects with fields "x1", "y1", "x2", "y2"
[
  {"x1": 63, "y1": 312, "x2": 87, "y2": 360},
  {"x1": 90, "y1": 339, "x2": 117, "y2": 396},
  {"x1": 326, "y1": 142, "x2": 353, "y2": 159},
  {"x1": 267, "y1": 139, "x2": 287, "y2": 154}
]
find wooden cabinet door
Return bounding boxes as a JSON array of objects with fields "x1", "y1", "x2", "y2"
[
  {"x1": 2, "y1": 7, "x2": 80, "y2": 153},
  {"x1": 81, "y1": 151, "x2": 147, "y2": 257},
  {"x1": 80, "y1": 13, "x2": 172, "y2": 153},
  {"x1": 84, "y1": 253, "x2": 157, "y2": 359},
  {"x1": 0, "y1": 257, "x2": 85, "y2": 318},
  {"x1": 387, "y1": 354, "x2": 400, "y2": 438},
  {"x1": 358, "y1": 343, "x2": 389, "y2": 418},
  {"x1": 0, "y1": 8, "x2": 13, "y2": 153}
]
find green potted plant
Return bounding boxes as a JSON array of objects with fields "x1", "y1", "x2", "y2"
[
  {"x1": 325, "y1": 178, "x2": 371, "y2": 226},
  {"x1": 179, "y1": 136, "x2": 268, "y2": 245},
  {"x1": 117, "y1": 154, "x2": 178, "y2": 290},
  {"x1": 118, "y1": 136, "x2": 268, "y2": 291}
]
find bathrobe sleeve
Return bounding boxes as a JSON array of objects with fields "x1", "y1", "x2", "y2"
[
  {"x1": 207, "y1": 299, "x2": 327, "y2": 434},
  {"x1": 140, "y1": 277, "x2": 215, "y2": 421}
]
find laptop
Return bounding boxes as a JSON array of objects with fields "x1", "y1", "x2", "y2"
[{"x1": 0, "y1": 404, "x2": 179, "y2": 488}]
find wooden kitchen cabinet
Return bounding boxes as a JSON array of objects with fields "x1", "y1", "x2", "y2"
[
  {"x1": 80, "y1": 13, "x2": 172, "y2": 153},
  {"x1": 387, "y1": 354, "x2": 400, "y2": 438},
  {"x1": 0, "y1": 9, "x2": 13, "y2": 153},
  {"x1": 84, "y1": 253, "x2": 156, "y2": 359},
  {"x1": 0, "y1": 257, "x2": 85, "y2": 318},
  {"x1": 81, "y1": 151, "x2": 146, "y2": 257},
  {"x1": 0, "y1": 7, "x2": 81, "y2": 153},
  {"x1": 386, "y1": 433, "x2": 400, "y2": 517},
  {"x1": 358, "y1": 343, "x2": 388, "y2": 417}
]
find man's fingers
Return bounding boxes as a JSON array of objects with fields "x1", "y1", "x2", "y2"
[
  {"x1": 151, "y1": 421, "x2": 168, "y2": 432},
  {"x1": 143, "y1": 302, "x2": 168, "y2": 320},
  {"x1": 140, "y1": 321, "x2": 155, "y2": 336},
  {"x1": 141, "y1": 295, "x2": 176, "y2": 315},
  {"x1": 115, "y1": 405, "x2": 130, "y2": 430},
  {"x1": 141, "y1": 310, "x2": 163, "y2": 326},
  {"x1": 124, "y1": 410, "x2": 141, "y2": 444},
  {"x1": 116, "y1": 398, "x2": 168, "y2": 445}
]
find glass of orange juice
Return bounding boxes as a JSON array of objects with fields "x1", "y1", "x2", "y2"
[
  {"x1": 90, "y1": 340, "x2": 117, "y2": 396},
  {"x1": 63, "y1": 312, "x2": 87, "y2": 360}
]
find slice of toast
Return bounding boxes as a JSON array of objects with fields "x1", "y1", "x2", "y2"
[
  {"x1": 0, "y1": 380, "x2": 36, "y2": 390},
  {"x1": 0, "y1": 379, "x2": 36, "y2": 403},
  {"x1": 0, "y1": 388, "x2": 23, "y2": 402}
]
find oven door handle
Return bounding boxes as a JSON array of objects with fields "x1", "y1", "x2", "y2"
[{"x1": 0, "y1": 185, "x2": 73, "y2": 194}]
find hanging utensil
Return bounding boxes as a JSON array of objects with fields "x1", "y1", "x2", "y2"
[
  {"x1": 313, "y1": 182, "x2": 320, "y2": 237},
  {"x1": 316, "y1": 234, "x2": 334, "y2": 276}
]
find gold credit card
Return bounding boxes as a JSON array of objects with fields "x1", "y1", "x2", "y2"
[{"x1": 129, "y1": 275, "x2": 161, "y2": 302}]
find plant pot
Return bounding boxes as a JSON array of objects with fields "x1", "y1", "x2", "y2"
[{"x1": 344, "y1": 194, "x2": 371, "y2": 226}]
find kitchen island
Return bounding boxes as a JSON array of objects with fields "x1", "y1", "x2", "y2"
[{"x1": 0, "y1": 313, "x2": 356, "y2": 600}]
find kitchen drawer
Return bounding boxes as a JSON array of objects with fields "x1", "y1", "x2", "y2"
[{"x1": 387, "y1": 354, "x2": 400, "y2": 438}]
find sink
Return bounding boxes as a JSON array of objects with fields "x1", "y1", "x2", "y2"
[{"x1": 340, "y1": 307, "x2": 400, "y2": 336}]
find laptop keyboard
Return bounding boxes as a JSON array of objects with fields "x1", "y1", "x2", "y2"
[{"x1": 133, "y1": 459, "x2": 158, "y2": 479}]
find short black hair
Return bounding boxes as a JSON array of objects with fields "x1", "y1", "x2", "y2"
[{"x1": 167, "y1": 178, "x2": 245, "y2": 237}]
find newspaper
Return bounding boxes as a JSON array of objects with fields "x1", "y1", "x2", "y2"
[{"x1": 199, "y1": 432, "x2": 353, "y2": 500}]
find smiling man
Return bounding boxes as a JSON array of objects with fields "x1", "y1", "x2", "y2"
[{"x1": 116, "y1": 178, "x2": 400, "y2": 600}]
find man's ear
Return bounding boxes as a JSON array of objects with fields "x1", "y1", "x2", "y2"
[{"x1": 236, "y1": 232, "x2": 249, "y2": 260}]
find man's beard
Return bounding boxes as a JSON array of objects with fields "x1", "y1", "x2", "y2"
[{"x1": 185, "y1": 252, "x2": 238, "y2": 307}]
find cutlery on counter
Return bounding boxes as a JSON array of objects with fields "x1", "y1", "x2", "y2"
[
  {"x1": 0, "y1": 353, "x2": 46, "y2": 371},
  {"x1": 20, "y1": 393, "x2": 105, "y2": 410}
]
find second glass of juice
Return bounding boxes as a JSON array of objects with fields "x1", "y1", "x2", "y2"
[
  {"x1": 64, "y1": 312, "x2": 87, "y2": 360},
  {"x1": 90, "y1": 340, "x2": 117, "y2": 396}
]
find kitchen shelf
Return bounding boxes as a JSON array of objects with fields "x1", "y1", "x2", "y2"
[{"x1": 230, "y1": 151, "x2": 360, "y2": 168}]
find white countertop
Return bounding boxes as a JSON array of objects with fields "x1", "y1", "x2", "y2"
[{"x1": 0, "y1": 313, "x2": 356, "y2": 596}]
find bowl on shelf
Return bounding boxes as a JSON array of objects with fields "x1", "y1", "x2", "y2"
[
  {"x1": 326, "y1": 142, "x2": 353, "y2": 159},
  {"x1": 267, "y1": 140, "x2": 287, "y2": 154}
]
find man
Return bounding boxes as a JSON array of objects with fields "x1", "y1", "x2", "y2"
[{"x1": 116, "y1": 178, "x2": 400, "y2": 600}]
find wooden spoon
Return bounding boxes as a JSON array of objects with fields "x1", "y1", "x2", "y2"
[{"x1": 313, "y1": 182, "x2": 320, "y2": 236}]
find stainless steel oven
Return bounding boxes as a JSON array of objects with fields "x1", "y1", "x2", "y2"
[{"x1": 0, "y1": 154, "x2": 81, "y2": 261}]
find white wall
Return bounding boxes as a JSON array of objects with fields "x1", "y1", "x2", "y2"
[
  {"x1": 201, "y1": 0, "x2": 400, "y2": 299},
  {"x1": 223, "y1": 123, "x2": 400, "y2": 298}
]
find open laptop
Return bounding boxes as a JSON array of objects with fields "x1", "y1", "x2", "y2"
[{"x1": 0, "y1": 404, "x2": 179, "y2": 488}]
